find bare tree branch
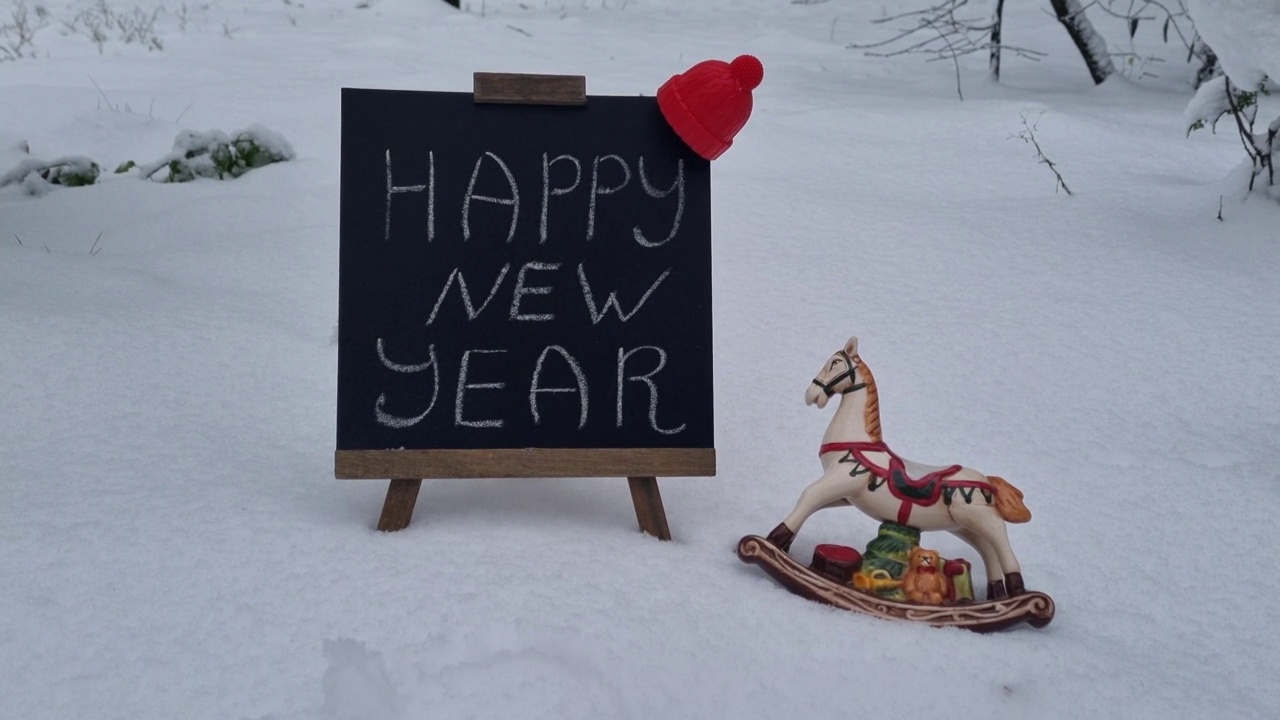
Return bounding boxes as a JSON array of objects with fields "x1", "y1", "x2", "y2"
[
  {"x1": 850, "y1": 0, "x2": 1043, "y2": 86},
  {"x1": 1013, "y1": 113, "x2": 1073, "y2": 196},
  {"x1": 922, "y1": 16, "x2": 964, "y2": 100}
]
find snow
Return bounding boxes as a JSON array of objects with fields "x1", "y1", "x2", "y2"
[
  {"x1": 2, "y1": 1, "x2": 1279, "y2": 718},
  {"x1": 1185, "y1": 74, "x2": 1233, "y2": 129},
  {"x1": 238, "y1": 123, "x2": 297, "y2": 161},
  {"x1": 1186, "y1": 0, "x2": 1280, "y2": 88}
]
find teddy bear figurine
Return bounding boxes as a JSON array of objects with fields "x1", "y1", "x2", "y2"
[{"x1": 902, "y1": 546, "x2": 949, "y2": 605}]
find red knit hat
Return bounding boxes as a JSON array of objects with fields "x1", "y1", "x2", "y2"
[{"x1": 657, "y1": 55, "x2": 764, "y2": 161}]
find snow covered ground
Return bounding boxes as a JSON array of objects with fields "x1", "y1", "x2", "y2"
[{"x1": 2, "y1": 1, "x2": 1278, "y2": 718}]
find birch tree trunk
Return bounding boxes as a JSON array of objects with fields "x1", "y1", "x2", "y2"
[
  {"x1": 1192, "y1": 37, "x2": 1220, "y2": 89},
  {"x1": 990, "y1": 0, "x2": 1005, "y2": 79},
  {"x1": 1049, "y1": 0, "x2": 1116, "y2": 84}
]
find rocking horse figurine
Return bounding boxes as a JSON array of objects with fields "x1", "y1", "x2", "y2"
[{"x1": 737, "y1": 337, "x2": 1055, "y2": 632}]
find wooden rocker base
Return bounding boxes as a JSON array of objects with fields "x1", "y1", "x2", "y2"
[{"x1": 737, "y1": 535, "x2": 1055, "y2": 632}]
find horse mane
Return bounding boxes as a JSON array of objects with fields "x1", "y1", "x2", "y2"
[{"x1": 857, "y1": 357, "x2": 883, "y2": 442}]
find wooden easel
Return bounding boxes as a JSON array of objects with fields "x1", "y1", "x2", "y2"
[
  {"x1": 334, "y1": 72, "x2": 716, "y2": 540},
  {"x1": 336, "y1": 447, "x2": 715, "y2": 539}
]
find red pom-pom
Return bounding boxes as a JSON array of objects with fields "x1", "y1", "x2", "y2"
[{"x1": 730, "y1": 55, "x2": 764, "y2": 91}]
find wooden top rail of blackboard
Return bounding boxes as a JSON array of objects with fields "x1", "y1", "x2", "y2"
[
  {"x1": 473, "y1": 72, "x2": 587, "y2": 105},
  {"x1": 336, "y1": 448, "x2": 715, "y2": 479}
]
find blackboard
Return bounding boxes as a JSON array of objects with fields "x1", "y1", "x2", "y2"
[{"x1": 336, "y1": 86, "x2": 715, "y2": 479}]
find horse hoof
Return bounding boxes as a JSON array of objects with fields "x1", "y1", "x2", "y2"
[
  {"x1": 765, "y1": 523, "x2": 795, "y2": 552},
  {"x1": 1004, "y1": 572, "x2": 1026, "y2": 596},
  {"x1": 986, "y1": 580, "x2": 1008, "y2": 601}
]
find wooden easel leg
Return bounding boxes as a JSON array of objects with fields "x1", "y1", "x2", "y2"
[
  {"x1": 377, "y1": 478, "x2": 422, "y2": 532},
  {"x1": 627, "y1": 476, "x2": 672, "y2": 541}
]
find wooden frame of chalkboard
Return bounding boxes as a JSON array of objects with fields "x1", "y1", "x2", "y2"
[{"x1": 336, "y1": 73, "x2": 716, "y2": 538}]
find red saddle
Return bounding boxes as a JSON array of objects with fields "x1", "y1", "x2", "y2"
[{"x1": 819, "y1": 441, "x2": 992, "y2": 525}]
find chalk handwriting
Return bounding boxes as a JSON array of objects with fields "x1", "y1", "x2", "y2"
[
  {"x1": 385, "y1": 151, "x2": 687, "y2": 248},
  {"x1": 462, "y1": 152, "x2": 519, "y2": 243},
  {"x1": 385, "y1": 149, "x2": 434, "y2": 242},
  {"x1": 578, "y1": 264, "x2": 671, "y2": 324},
  {"x1": 425, "y1": 264, "x2": 512, "y2": 326},
  {"x1": 374, "y1": 338, "x2": 439, "y2": 428},
  {"x1": 586, "y1": 154, "x2": 631, "y2": 241},
  {"x1": 371, "y1": 343, "x2": 688, "y2": 435},
  {"x1": 425, "y1": 262, "x2": 669, "y2": 326},
  {"x1": 455, "y1": 349, "x2": 507, "y2": 428},
  {"x1": 371, "y1": 148, "x2": 701, "y2": 440},
  {"x1": 616, "y1": 346, "x2": 685, "y2": 435},
  {"x1": 633, "y1": 157, "x2": 683, "y2": 248},
  {"x1": 510, "y1": 261, "x2": 560, "y2": 322},
  {"x1": 529, "y1": 345, "x2": 589, "y2": 429},
  {"x1": 540, "y1": 153, "x2": 581, "y2": 244}
]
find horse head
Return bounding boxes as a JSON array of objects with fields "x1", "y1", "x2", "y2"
[{"x1": 805, "y1": 336, "x2": 867, "y2": 409}]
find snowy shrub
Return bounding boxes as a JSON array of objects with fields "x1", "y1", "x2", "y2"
[
  {"x1": 0, "y1": 0, "x2": 48, "y2": 61},
  {"x1": 0, "y1": 147, "x2": 101, "y2": 196},
  {"x1": 1184, "y1": 0, "x2": 1279, "y2": 198},
  {"x1": 61, "y1": 0, "x2": 164, "y2": 53},
  {"x1": 0, "y1": 126, "x2": 295, "y2": 197},
  {"x1": 3, "y1": 0, "x2": 169, "y2": 57},
  {"x1": 41, "y1": 157, "x2": 101, "y2": 186},
  {"x1": 1185, "y1": 75, "x2": 1267, "y2": 134},
  {"x1": 126, "y1": 125, "x2": 296, "y2": 183},
  {"x1": 1185, "y1": 76, "x2": 1277, "y2": 195}
]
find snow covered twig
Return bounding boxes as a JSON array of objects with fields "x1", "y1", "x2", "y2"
[{"x1": 1013, "y1": 113, "x2": 1073, "y2": 196}]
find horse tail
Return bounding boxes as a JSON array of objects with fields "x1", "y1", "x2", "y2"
[{"x1": 988, "y1": 476, "x2": 1032, "y2": 524}]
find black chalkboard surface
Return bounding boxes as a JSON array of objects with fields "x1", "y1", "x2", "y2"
[{"x1": 337, "y1": 87, "x2": 714, "y2": 477}]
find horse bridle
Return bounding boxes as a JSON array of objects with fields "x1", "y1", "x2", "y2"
[{"x1": 811, "y1": 351, "x2": 868, "y2": 397}]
